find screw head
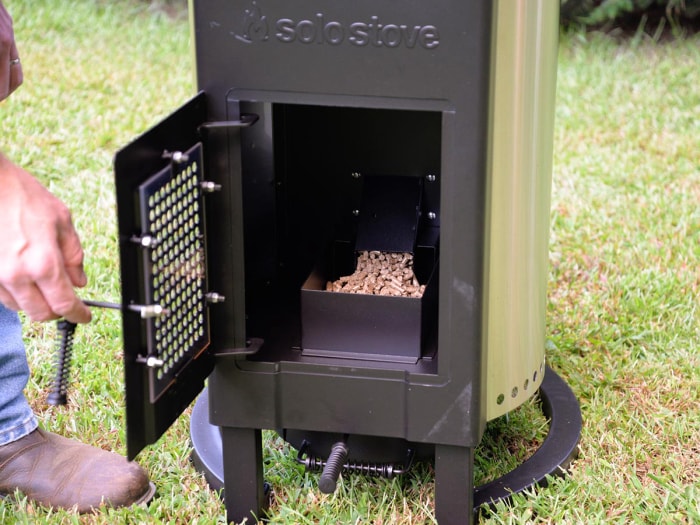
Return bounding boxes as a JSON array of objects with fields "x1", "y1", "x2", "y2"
[
  {"x1": 141, "y1": 235, "x2": 161, "y2": 248},
  {"x1": 146, "y1": 356, "x2": 164, "y2": 368}
]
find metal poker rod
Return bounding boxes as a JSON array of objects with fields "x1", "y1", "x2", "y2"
[
  {"x1": 83, "y1": 300, "x2": 168, "y2": 318},
  {"x1": 83, "y1": 299, "x2": 121, "y2": 310}
]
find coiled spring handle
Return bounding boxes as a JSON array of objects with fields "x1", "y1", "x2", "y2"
[
  {"x1": 47, "y1": 319, "x2": 77, "y2": 406},
  {"x1": 47, "y1": 300, "x2": 119, "y2": 406},
  {"x1": 295, "y1": 439, "x2": 415, "y2": 494}
]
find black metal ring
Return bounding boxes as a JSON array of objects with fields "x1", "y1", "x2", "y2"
[{"x1": 473, "y1": 365, "x2": 582, "y2": 510}]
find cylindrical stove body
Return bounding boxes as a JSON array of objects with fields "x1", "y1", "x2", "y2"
[{"x1": 484, "y1": 1, "x2": 559, "y2": 420}]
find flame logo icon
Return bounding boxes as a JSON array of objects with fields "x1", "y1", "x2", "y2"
[{"x1": 235, "y1": 1, "x2": 269, "y2": 43}]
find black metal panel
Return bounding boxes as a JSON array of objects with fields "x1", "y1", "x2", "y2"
[
  {"x1": 136, "y1": 143, "x2": 210, "y2": 402},
  {"x1": 355, "y1": 175, "x2": 423, "y2": 254},
  {"x1": 114, "y1": 93, "x2": 215, "y2": 460},
  {"x1": 206, "y1": 0, "x2": 496, "y2": 448}
]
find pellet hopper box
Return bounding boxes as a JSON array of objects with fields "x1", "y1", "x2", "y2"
[
  {"x1": 301, "y1": 259, "x2": 438, "y2": 362},
  {"x1": 113, "y1": 2, "x2": 581, "y2": 524},
  {"x1": 301, "y1": 172, "x2": 439, "y2": 362}
]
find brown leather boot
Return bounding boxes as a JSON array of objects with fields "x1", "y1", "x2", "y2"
[{"x1": 0, "y1": 428, "x2": 155, "y2": 512}]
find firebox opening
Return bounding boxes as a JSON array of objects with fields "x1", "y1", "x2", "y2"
[{"x1": 240, "y1": 102, "x2": 441, "y2": 364}]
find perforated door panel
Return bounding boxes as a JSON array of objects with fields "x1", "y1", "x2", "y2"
[
  {"x1": 115, "y1": 93, "x2": 216, "y2": 459},
  {"x1": 137, "y1": 143, "x2": 210, "y2": 402}
]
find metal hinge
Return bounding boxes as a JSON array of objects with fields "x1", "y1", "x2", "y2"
[{"x1": 198, "y1": 113, "x2": 259, "y2": 132}]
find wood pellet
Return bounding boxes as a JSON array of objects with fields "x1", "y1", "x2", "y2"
[{"x1": 326, "y1": 251, "x2": 425, "y2": 298}]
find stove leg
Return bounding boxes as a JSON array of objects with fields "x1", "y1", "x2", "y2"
[
  {"x1": 434, "y1": 444, "x2": 475, "y2": 525},
  {"x1": 221, "y1": 427, "x2": 267, "y2": 524}
]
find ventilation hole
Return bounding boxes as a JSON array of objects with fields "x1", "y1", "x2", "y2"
[
  {"x1": 523, "y1": 379, "x2": 529, "y2": 391},
  {"x1": 511, "y1": 387, "x2": 519, "y2": 398},
  {"x1": 496, "y1": 393, "x2": 505, "y2": 405}
]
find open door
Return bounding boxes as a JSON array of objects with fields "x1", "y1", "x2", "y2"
[{"x1": 114, "y1": 93, "x2": 215, "y2": 459}]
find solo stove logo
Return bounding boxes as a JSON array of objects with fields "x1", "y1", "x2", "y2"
[{"x1": 235, "y1": 1, "x2": 440, "y2": 49}]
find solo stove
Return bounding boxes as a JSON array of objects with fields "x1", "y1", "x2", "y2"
[{"x1": 113, "y1": 1, "x2": 581, "y2": 523}]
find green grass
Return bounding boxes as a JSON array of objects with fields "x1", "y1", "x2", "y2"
[{"x1": 1, "y1": 2, "x2": 698, "y2": 523}]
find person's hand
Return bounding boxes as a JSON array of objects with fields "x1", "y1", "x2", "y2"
[
  {"x1": 0, "y1": 1, "x2": 23, "y2": 101},
  {"x1": 0, "y1": 154, "x2": 92, "y2": 323}
]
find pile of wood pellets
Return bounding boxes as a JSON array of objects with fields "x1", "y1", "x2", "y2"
[{"x1": 326, "y1": 251, "x2": 425, "y2": 297}]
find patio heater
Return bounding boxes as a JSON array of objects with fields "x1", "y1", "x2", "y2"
[{"x1": 113, "y1": 1, "x2": 581, "y2": 523}]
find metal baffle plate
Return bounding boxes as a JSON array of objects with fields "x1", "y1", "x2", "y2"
[{"x1": 137, "y1": 142, "x2": 210, "y2": 402}]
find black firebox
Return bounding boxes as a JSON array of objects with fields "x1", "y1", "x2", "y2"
[{"x1": 113, "y1": 2, "x2": 580, "y2": 524}]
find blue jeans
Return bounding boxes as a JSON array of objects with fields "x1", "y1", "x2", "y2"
[{"x1": 0, "y1": 304, "x2": 38, "y2": 446}]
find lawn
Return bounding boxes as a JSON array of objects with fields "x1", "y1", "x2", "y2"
[{"x1": 1, "y1": 1, "x2": 698, "y2": 523}]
